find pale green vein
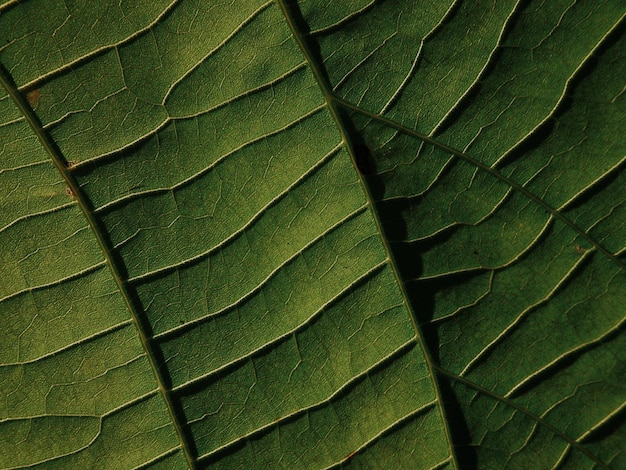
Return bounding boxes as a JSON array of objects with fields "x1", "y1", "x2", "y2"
[
  {"x1": 308, "y1": 1, "x2": 377, "y2": 36},
  {"x1": 132, "y1": 448, "x2": 183, "y2": 470},
  {"x1": 0, "y1": 200, "x2": 77, "y2": 234},
  {"x1": 0, "y1": 262, "x2": 106, "y2": 305},
  {"x1": 0, "y1": 0, "x2": 19, "y2": 14},
  {"x1": 100, "y1": 389, "x2": 160, "y2": 419},
  {"x1": 321, "y1": 400, "x2": 439, "y2": 470},
  {"x1": 379, "y1": 0, "x2": 461, "y2": 115},
  {"x1": 0, "y1": 115, "x2": 25, "y2": 129},
  {"x1": 18, "y1": 225, "x2": 91, "y2": 264},
  {"x1": 557, "y1": 156, "x2": 626, "y2": 213},
  {"x1": 429, "y1": 271, "x2": 495, "y2": 325},
  {"x1": 197, "y1": 337, "x2": 419, "y2": 463},
  {"x1": 400, "y1": 185, "x2": 516, "y2": 242},
  {"x1": 460, "y1": 248, "x2": 595, "y2": 377},
  {"x1": 128, "y1": 139, "x2": 342, "y2": 280},
  {"x1": 97, "y1": 103, "x2": 327, "y2": 215},
  {"x1": 2, "y1": 418, "x2": 103, "y2": 469},
  {"x1": 13, "y1": 0, "x2": 184, "y2": 92},
  {"x1": 0, "y1": 63, "x2": 197, "y2": 469},
  {"x1": 42, "y1": 107, "x2": 167, "y2": 167},
  {"x1": 333, "y1": 30, "x2": 398, "y2": 93},
  {"x1": 505, "y1": 295, "x2": 626, "y2": 399},
  {"x1": 578, "y1": 401, "x2": 626, "y2": 444},
  {"x1": 4, "y1": 320, "x2": 133, "y2": 367},
  {"x1": 429, "y1": 461, "x2": 455, "y2": 470},
  {"x1": 4, "y1": 388, "x2": 161, "y2": 468},
  {"x1": 162, "y1": 0, "x2": 275, "y2": 106},
  {"x1": 430, "y1": 0, "x2": 525, "y2": 136},
  {"x1": 414, "y1": 215, "x2": 552, "y2": 281},
  {"x1": 584, "y1": 194, "x2": 625, "y2": 236},
  {"x1": 167, "y1": 61, "x2": 307, "y2": 120},
  {"x1": 552, "y1": 446, "x2": 572, "y2": 470},
  {"x1": 171, "y1": 259, "x2": 389, "y2": 392},
  {"x1": 156, "y1": 203, "x2": 370, "y2": 342},
  {"x1": 68, "y1": 61, "x2": 308, "y2": 171},
  {"x1": 492, "y1": 11, "x2": 626, "y2": 170}
]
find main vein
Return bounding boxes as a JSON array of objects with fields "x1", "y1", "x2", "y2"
[
  {"x1": 0, "y1": 64, "x2": 196, "y2": 469},
  {"x1": 274, "y1": 2, "x2": 462, "y2": 468}
]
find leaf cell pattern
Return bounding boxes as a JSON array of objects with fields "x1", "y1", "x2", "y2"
[{"x1": 0, "y1": 1, "x2": 624, "y2": 468}]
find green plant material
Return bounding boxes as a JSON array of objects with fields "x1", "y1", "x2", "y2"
[{"x1": 1, "y1": 1, "x2": 625, "y2": 468}]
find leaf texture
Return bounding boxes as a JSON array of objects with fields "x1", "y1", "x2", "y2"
[{"x1": 0, "y1": 1, "x2": 624, "y2": 469}]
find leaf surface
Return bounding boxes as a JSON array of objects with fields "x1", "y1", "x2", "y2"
[{"x1": 0, "y1": 1, "x2": 624, "y2": 468}]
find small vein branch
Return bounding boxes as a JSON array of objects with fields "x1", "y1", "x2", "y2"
[
  {"x1": 432, "y1": 364, "x2": 610, "y2": 469},
  {"x1": 333, "y1": 96, "x2": 625, "y2": 272}
]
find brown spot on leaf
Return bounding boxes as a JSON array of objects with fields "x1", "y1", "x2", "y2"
[{"x1": 26, "y1": 89, "x2": 40, "y2": 108}]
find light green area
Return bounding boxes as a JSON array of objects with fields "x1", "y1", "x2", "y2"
[
  {"x1": 0, "y1": 415, "x2": 101, "y2": 467},
  {"x1": 0, "y1": 0, "x2": 174, "y2": 85},
  {"x1": 0, "y1": 1, "x2": 624, "y2": 469},
  {"x1": 192, "y1": 345, "x2": 442, "y2": 467}
]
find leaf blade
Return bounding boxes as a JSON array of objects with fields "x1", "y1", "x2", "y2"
[{"x1": 1, "y1": 1, "x2": 624, "y2": 468}]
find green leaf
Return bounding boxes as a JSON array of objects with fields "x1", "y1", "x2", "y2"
[{"x1": 1, "y1": 1, "x2": 624, "y2": 468}]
